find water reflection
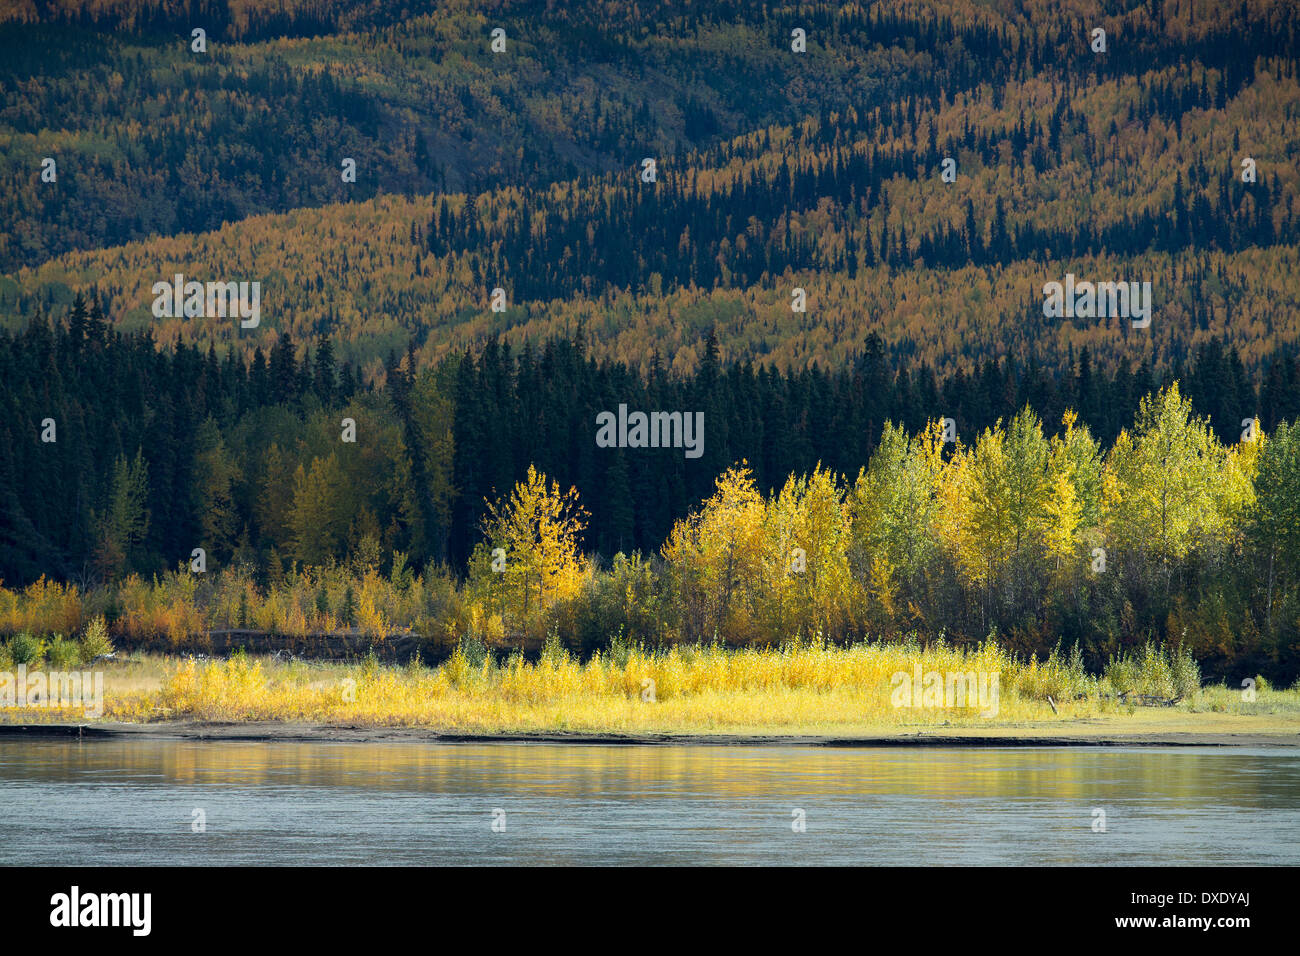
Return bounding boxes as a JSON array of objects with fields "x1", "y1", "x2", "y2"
[{"x1": 1, "y1": 740, "x2": 1297, "y2": 865}]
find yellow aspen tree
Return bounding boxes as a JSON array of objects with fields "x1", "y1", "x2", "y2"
[
  {"x1": 763, "y1": 465, "x2": 854, "y2": 640},
  {"x1": 1042, "y1": 472, "x2": 1082, "y2": 570},
  {"x1": 662, "y1": 463, "x2": 766, "y2": 643},
  {"x1": 480, "y1": 465, "x2": 588, "y2": 627}
]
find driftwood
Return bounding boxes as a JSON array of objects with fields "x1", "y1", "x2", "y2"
[
  {"x1": 1047, "y1": 692, "x2": 1183, "y2": 708},
  {"x1": 1114, "y1": 692, "x2": 1183, "y2": 707}
]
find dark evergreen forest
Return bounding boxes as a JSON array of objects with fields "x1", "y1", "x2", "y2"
[{"x1": 3, "y1": 294, "x2": 1295, "y2": 580}]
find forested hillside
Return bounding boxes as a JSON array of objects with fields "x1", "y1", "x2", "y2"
[{"x1": 3, "y1": 0, "x2": 1299, "y2": 377}]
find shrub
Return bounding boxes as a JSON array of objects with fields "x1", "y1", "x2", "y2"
[
  {"x1": 8, "y1": 632, "x2": 44, "y2": 665},
  {"x1": 79, "y1": 615, "x2": 114, "y2": 663},
  {"x1": 47, "y1": 634, "x2": 81, "y2": 669},
  {"x1": 1135, "y1": 641, "x2": 1177, "y2": 699},
  {"x1": 1103, "y1": 641, "x2": 1195, "y2": 700},
  {"x1": 1170, "y1": 643, "x2": 1201, "y2": 698},
  {"x1": 541, "y1": 627, "x2": 570, "y2": 663},
  {"x1": 443, "y1": 636, "x2": 489, "y2": 688},
  {"x1": 458, "y1": 632, "x2": 490, "y2": 669}
]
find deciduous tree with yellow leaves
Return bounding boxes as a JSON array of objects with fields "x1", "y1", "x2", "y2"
[
  {"x1": 473, "y1": 465, "x2": 589, "y2": 638},
  {"x1": 662, "y1": 463, "x2": 767, "y2": 644}
]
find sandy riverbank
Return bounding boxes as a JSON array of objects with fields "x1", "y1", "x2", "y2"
[{"x1": 2, "y1": 718, "x2": 1297, "y2": 747}]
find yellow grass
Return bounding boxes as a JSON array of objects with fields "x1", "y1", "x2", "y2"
[{"x1": 5, "y1": 640, "x2": 1297, "y2": 737}]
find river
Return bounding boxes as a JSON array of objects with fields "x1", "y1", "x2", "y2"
[{"x1": 2, "y1": 740, "x2": 1297, "y2": 865}]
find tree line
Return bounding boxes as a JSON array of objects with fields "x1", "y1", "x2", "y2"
[{"x1": 3, "y1": 300, "x2": 1300, "y2": 681}]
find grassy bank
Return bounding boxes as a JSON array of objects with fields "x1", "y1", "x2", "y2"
[{"x1": 3, "y1": 634, "x2": 1298, "y2": 737}]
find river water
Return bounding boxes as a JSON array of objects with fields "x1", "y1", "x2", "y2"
[{"x1": 1, "y1": 740, "x2": 1297, "y2": 865}]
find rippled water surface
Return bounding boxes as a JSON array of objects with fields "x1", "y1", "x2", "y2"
[{"x1": 1, "y1": 740, "x2": 1297, "y2": 865}]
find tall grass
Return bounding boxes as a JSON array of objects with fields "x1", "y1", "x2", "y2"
[
  {"x1": 1103, "y1": 641, "x2": 1201, "y2": 699},
  {"x1": 0, "y1": 567, "x2": 1263, "y2": 701},
  {"x1": 136, "y1": 635, "x2": 1205, "y2": 730}
]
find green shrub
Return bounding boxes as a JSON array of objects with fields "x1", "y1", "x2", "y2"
[
  {"x1": 606, "y1": 628, "x2": 633, "y2": 668},
  {"x1": 1103, "y1": 641, "x2": 1193, "y2": 700},
  {"x1": 541, "y1": 627, "x2": 569, "y2": 663},
  {"x1": 1103, "y1": 652, "x2": 1138, "y2": 696},
  {"x1": 1170, "y1": 643, "x2": 1201, "y2": 699},
  {"x1": 457, "y1": 632, "x2": 490, "y2": 669},
  {"x1": 8, "y1": 632, "x2": 45, "y2": 666},
  {"x1": 360, "y1": 647, "x2": 381, "y2": 681},
  {"x1": 1027, "y1": 641, "x2": 1096, "y2": 700},
  {"x1": 79, "y1": 616, "x2": 114, "y2": 663},
  {"x1": 1135, "y1": 641, "x2": 1177, "y2": 698},
  {"x1": 46, "y1": 634, "x2": 80, "y2": 669}
]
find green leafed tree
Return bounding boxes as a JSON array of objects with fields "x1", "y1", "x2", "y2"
[
  {"x1": 1105, "y1": 383, "x2": 1231, "y2": 572},
  {"x1": 849, "y1": 422, "x2": 942, "y2": 628},
  {"x1": 1248, "y1": 421, "x2": 1300, "y2": 630}
]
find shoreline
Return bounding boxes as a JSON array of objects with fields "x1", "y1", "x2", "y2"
[{"x1": 1, "y1": 721, "x2": 1297, "y2": 748}]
